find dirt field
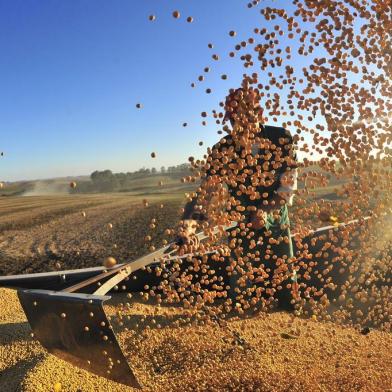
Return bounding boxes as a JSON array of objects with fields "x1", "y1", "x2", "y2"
[
  {"x1": 0, "y1": 194, "x2": 182, "y2": 276},
  {"x1": 1, "y1": 193, "x2": 391, "y2": 391}
]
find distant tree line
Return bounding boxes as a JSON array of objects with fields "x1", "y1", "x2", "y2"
[{"x1": 83, "y1": 164, "x2": 190, "y2": 192}]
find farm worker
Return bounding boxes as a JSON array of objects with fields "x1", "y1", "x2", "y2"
[{"x1": 176, "y1": 84, "x2": 299, "y2": 309}]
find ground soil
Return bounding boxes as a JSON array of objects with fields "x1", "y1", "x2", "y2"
[{"x1": 0, "y1": 194, "x2": 181, "y2": 275}]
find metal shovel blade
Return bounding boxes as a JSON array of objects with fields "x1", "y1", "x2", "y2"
[{"x1": 18, "y1": 289, "x2": 141, "y2": 389}]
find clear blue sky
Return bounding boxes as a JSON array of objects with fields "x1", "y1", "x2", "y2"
[{"x1": 0, "y1": 0, "x2": 301, "y2": 181}]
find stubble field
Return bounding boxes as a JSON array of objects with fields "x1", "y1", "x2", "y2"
[{"x1": 0, "y1": 193, "x2": 182, "y2": 276}]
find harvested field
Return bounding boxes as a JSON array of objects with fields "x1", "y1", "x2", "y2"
[{"x1": 0, "y1": 194, "x2": 183, "y2": 275}]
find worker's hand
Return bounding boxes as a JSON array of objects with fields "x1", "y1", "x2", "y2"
[
  {"x1": 175, "y1": 219, "x2": 200, "y2": 254},
  {"x1": 250, "y1": 210, "x2": 268, "y2": 230}
]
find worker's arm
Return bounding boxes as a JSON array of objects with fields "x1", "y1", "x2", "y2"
[
  {"x1": 176, "y1": 176, "x2": 223, "y2": 253},
  {"x1": 178, "y1": 137, "x2": 230, "y2": 247},
  {"x1": 182, "y1": 193, "x2": 208, "y2": 222},
  {"x1": 180, "y1": 176, "x2": 223, "y2": 224},
  {"x1": 176, "y1": 192, "x2": 206, "y2": 249}
]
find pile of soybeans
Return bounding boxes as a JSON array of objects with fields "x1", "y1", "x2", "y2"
[{"x1": 1, "y1": 289, "x2": 392, "y2": 392}]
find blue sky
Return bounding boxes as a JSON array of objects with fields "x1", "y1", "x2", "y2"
[{"x1": 1, "y1": 0, "x2": 302, "y2": 181}]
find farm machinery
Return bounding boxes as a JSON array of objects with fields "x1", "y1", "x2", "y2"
[{"x1": 0, "y1": 216, "x2": 389, "y2": 388}]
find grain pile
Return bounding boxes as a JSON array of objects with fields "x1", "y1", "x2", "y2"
[
  {"x1": 113, "y1": 297, "x2": 392, "y2": 392},
  {"x1": 1, "y1": 289, "x2": 392, "y2": 391}
]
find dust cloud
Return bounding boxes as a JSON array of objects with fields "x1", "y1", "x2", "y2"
[{"x1": 22, "y1": 180, "x2": 71, "y2": 196}]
